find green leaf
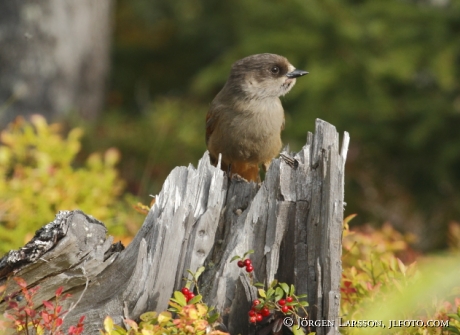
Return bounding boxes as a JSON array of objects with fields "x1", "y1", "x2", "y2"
[
  {"x1": 103, "y1": 316, "x2": 114, "y2": 332},
  {"x1": 173, "y1": 291, "x2": 187, "y2": 306},
  {"x1": 300, "y1": 301, "x2": 309, "y2": 306},
  {"x1": 258, "y1": 289, "x2": 266, "y2": 298},
  {"x1": 292, "y1": 325, "x2": 305, "y2": 335},
  {"x1": 168, "y1": 304, "x2": 180, "y2": 313},
  {"x1": 444, "y1": 326, "x2": 460, "y2": 334},
  {"x1": 279, "y1": 283, "x2": 289, "y2": 296},
  {"x1": 290, "y1": 284, "x2": 296, "y2": 296},
  {"x1": 194, "y1": 266, "x2": 205, "y2": 280},
  {"x1": 140, "y1": 311, "x2": 158, "y2": 322},
  {"x1": 207, "y1": 311, "x2": 220, "y2": 324},
  {"x1": 270, "y1": 279, "x2": 278, "y2": 288},
  {"x1": 275, "y1": 287, "x2": 284, "y2": 301},
  {"x1": 296, "y1": 294, "x2": 307, "y2": 298},
  {"x1": 158, "y1": 311, "x2": 172, "y2": 324},
  {"x1": 188, "y1": 294, "x2": 202, "y2": 305},
  {"x1": 254, "y1": 282, "x2": 265, "y2": 288},
  {"x1": 113, "y1": 325, "x2": 127, "y2": 334},
  {"x1": 230, "y1": 255, "x2": 241, "y2": 262},
  {"x1": 266, "y1": 288, "x2": 274, "y2": 300},
  {"x1": 447, "y1": 313, "x2": 460, "y2": 322},
  {"x1": 243, "y1": 250, "x2": 254, "y2": 258}
]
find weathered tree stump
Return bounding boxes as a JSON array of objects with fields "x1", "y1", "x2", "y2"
[{"x1": 0, "y1": 119, "x2": 349, "y2": 335}]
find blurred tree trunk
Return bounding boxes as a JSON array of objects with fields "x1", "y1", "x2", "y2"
[{"x1": 0, "y1": 0, "x2": 112, "y2": 126}]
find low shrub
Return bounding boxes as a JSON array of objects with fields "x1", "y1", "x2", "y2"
[{"x1": 0, "y1": 115, "x2": 139, "y2": 254}]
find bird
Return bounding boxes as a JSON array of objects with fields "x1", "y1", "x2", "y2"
[{"x1": 205, "y1": 53, "x2": 308, "y2": 182}]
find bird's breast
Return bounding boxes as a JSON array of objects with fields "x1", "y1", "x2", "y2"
[{"x1": 223, "y1": 98, "x2": 284, "y2": 164}]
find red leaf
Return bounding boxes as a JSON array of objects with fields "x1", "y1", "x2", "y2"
[
  {"x1": 13, "y1": 277, "x2": 27, "y2": 288},
  {"x1": 341, "y1": 286, "x2": 357, "y2": 294},
  {"x1": 43, "y1": 300, "x2": 54, "y2": 310},
  {"x1": 41, "y1": 311, "x2": 51, "y2": 323},
  {"x1": 7, "y1": 301, "x2": 18, "y2": 309},
  {"x1": 55, "y1": 286, "x2": 64, "y2": 297},
  {"x1": 55, "y1": 318, "x2": 63, "y2": 327},
  {"x1": 5, "y1": 313, "x2": 17, "y2": 321},
  {"x1": 69, "y1": 325, "x2": 84, "y2": 335},
  {"x1": 25, "y1": 307, "x2": 36, "y2": 317}
]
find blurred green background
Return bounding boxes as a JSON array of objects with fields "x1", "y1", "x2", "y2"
[{"x1": 2, "y1": 0, "x2": 460, "y2": 252}]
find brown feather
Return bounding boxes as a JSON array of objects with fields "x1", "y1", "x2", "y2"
[{"x1": 205, "y1": 53, "x2": 307, "y2": 182}]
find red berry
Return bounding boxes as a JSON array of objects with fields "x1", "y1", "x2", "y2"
[
  {"x1": 256, "y1": 314, "x2": 263, "y2": 322},
  {"x1": 278, "y1": 299, "x2": 286, "y2": 306},
  {"x1": 181, "y1": 287, "x2": 190, "y2": 295},
  {"x1": 249, "y1": 316, "x2": 257, "y2": 323},
  {"x1": 248, "y1": 310, "x2": 256, "y2": 317},
  {"x1": 261, "y1": 307, "x2": 270, "y2": 316},
  {"x1": 187, "y1": 292, "x2": 195, "y2": 302},
  {"x1": 237, "y1": 260, "x2": 245, "y2": 268},
  {"x1": 244, "y1": 259, "x2": 252, "y2": 266},
  {"x1": 252, "y1": 299, "x2": 261, "y2": 306},
  {"x1": 281, "y1": 306, "x2": 289, "y2": 313},
  {"x1": 286, "y1": 296, "x2": 294, "y2": 303},
  {"x1": 246, "y1": 265, "x2": 254, "y2": 273}
]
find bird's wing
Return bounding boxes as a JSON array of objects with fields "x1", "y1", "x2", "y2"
[{"x1": 205, "y1": 107, "x2": 216, "y2": 145}]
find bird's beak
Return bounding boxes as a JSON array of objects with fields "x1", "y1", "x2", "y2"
[{"x1": 286, "y1": 69, "x2": 309, "y2": 78}]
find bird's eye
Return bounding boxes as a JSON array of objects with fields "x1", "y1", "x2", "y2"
[{"x1": 271, "y1": 66, "x2": 280, "y2": 74}]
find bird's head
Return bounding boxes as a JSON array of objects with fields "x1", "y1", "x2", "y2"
[{"x1": 227, "y1": 53, "x2": 308, "y2": 99}]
